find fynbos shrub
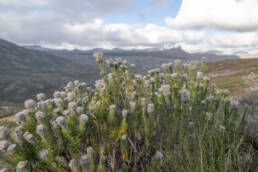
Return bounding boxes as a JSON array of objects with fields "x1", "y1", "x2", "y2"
[{"x1": 0, "y1": 54, "x2": 254, "y2": 171}]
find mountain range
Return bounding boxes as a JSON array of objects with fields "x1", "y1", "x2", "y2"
[{"x1": 0, "y1": 39, "x2": 238, "y2": 104}]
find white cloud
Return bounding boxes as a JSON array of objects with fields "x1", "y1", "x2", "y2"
[
  {"x1": 209, "y1": 32, "x2": 258, "y2": 47},
  {"x1": 57, "y1": 18, "x2": 205, "y2": 49},
  {"x1": 1, "y1": 0, "x2": 258, "y2": 54},
  {"x1": 0, "y1": 0, "x2": 204, "y2": 50},
  {"x1": 175, "y1": 32, "x2": 258, "y2": 54},
  {"x1": 165, "y1": 0, "x2": 258, "y2": 31}
]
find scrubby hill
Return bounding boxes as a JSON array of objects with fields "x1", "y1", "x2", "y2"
[
  {"x1": 0, "y1": 39, "x2": 68, "y2": 72},
  {"x1": 206, "y1": 58, "x2": 258, "y2": 96},
  {"x1": 0, "y1": 39, "x2": 98, "y2": 104},
  {"x1": 0, "y1": 39, "x2": 239, "y2": 105}
]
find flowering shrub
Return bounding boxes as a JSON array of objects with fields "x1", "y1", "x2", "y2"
[{"x1": 0, "y1": 54, "x2": 254, "y2": 171}]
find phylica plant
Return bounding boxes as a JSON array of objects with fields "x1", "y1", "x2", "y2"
[{"x1": 0, "y1": 54, "x2": 254, "y2": 172}]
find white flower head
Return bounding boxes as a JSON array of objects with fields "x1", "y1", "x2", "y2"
[
  {"x1": 223, "y1": 89, "x2": 230, "y2": 94},
  {"x1": 218, "y1": 125, "x2": 226, "y2": 132},
  {"x1": 15, "y1": 111, "x2": 26, "y2": 123},
  {"x1": 105, "y1": 59, "x2": 112, "y2": 66},
  {"x1": 68, "y1": 102, "x2": 77, "y2": 112},
  {"x1": 80, "y1": 155, "x2": 90, "y2": 166},
  {"x1": 15, "y1": 126, "x2": 24, "y2": 139},
  {"x1": 36, "y1": 93, "x2": 46, "y2": 101},
  {"x1": 135, "y1": 74, "x2": 142, "y2": 81},
  {"x1": 197, "y1": 72, "x2": 203, "y2": 79},
  {"x1": 59, "y1": 91, "x2": 66, "y2": 98},
  {"x1": 154, "y1": 151, "x2": 163, "y2": 161},
  {"x1": 16, "y1": 161, "x2": 29, "y2": 172},
  {"x1": 159, "y1": 73, "x2": 165, "y2": 79},
  {"x1": 144, "y1": 80, "x2": 151, "y2": 87},
  {"x1": 122, "y1": 59, "x2": 127, "y2": 65},
  {"x1": 50, "y1": 120, "x2": 58, "y2": 129},
  {"x1": 45, "y1": 99, "x2": 55, "y2": 106},
  {"x1": 94, "y1": 52, "x2": 103, "y2": 63},
  {"x1": 130, "y1": 64, "x2": 136, "y2": 68},
  {"x1": 230, "y1": 100, "x2": 239, "y2": 108},
  {"x1": 119, "y1": 133, "x2": 126, "y2": 141},
  {"x1": 161, "y1": 63, "x2": 168, "y2": 71},
  {"x1": 56, "y1": 116, "x2": 66, "y2": 126},
  {"x1": 175, "y1": 59, "x2": 181, "y2": 65},
  {"x1": 74, "y1": 80, "x2": 79, "y2": 86},
  {"x1": 0, "y1": 168, "x2": 12, "y2": 172},
  {"x1": 0, "y1": 140, "x2": 9, "y2": 151},
  {"x1": 36, "y1": 124, "x2": 47, "y2": 136},
  {"x1": 188, "y1": 121, "x2": 194, "y2": 127},
  {"x1": 150, "y1": 77, "x2": 155, "y2": 83},
  {"x1": 53, "y1": 91, "x2": 62, "y2": 98},
  {"x1": 130, "y1": 101, "x2": 136, "y2": 111},
  {"x1": 95, "y1": 79, "x2": 105, "y2": 89},
  {"x1": 206, "y1": 96, "x2": 214, "y2": 102},
  {"x1": 189, "y1": 61, "x2": 197, "y2": 70},
  {"x1": 159, "y1": 84, "x2": 171, "y2": 96},
  {"x1": 35, "y1": 111, "x2": 46, "y2": 121},
  {"x1": 140, "y1": 97, "x2": 147, "y2": 106},
  {"x1": 179, "y1": 89, "x2": 190, "y2": 102},
  {"x1": 23, "y1": 132, "x2": 34, "y2": 143},
  {"x1": 122, "y1": 109, "x2": 129, "y2": 117},
  {"x1": 129, "y1": 91, "x2": 137, "y2": 100},
  {"x1": 206, "y1": 112, "x2": 213, "y2": 121},
  {"x1": 37, "y1": 101, "x2": 47, "y2": 111},
  {"x1": 101, "y1": 155, "x2": 107, "y2": 162},
  {"x1": 147, "y1": 103, "x2": 155, "y2": 113},
  {"x1": 63, "y1": 110, "x2": 70, "y2": 116},
  {"x1": 24, "y1": 99, "x2": 36, "y2": 109},
  {"x1": 80, "y1": 114, "x2": 89, "y2": 123},
  {"x1": 203, "y1": 76, "x2": 210, "y2": 81},
  {"x1": 7, "y1": 144, "x2": 16, "y2": 153},
  {"x1": 54, "y1": 98, "x2": 63, "y2": 106},
  {"x1": 39, "y1": 149, "x2": 48, "y2": 159},
  {"x1": 171, "y1": 73, "x2": 178, "y2": 79},
  {"x1": 87, "y1": 146, "x2": 94, "y2": 154},
  {"x1": 67, "y1": 92, "x2": 75, "y2": 101}
]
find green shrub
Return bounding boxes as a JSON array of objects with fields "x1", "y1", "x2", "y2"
[{"x1": 0, "y1": 54, "x2": 254, "y2": 171}]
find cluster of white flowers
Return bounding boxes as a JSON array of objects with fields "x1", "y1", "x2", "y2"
[
  {"x1": 154, "y1": 151, "x2": 163, "y2": 161},
  {"x1": 93, "y1": 52, "x2": 103, "y2": 63},
  {"x1": 197, "y1": 72, "x2": 203, "y2": 79},
  {"x1": 0, "y1": 54, "x2": 246, "y2": 171},
  {"x1": 147, "y1": 103, "x2": 155, "y2": 113},
  {"x1": 159, "y1": 84, "x2": 171, "y2": 96},
  {"x1": 39, "y1": 149, "x2": 48, "y2": 159},
  {"x1": 0, "y1": 140, "x2": 9, "y2": 151},
  {"x1": 24, "y1": 99, "x2": 36, "y2": 109},
  {"x1": 179, "y1": 89, "x2": 190, "y2": 102}
]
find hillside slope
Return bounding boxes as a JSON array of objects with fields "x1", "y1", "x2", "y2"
[
  {"x1": 0, "y1": 39, "x2": 68, "y2": 72},
  {"x1": 0, "y1": 39, "x2": 98, "y2": 103},
  {"x1": 207, "y1": 58, "x2": 258, "y2": 96}
]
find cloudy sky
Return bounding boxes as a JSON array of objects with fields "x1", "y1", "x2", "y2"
[{"x1": 0, "y1": 0, "x2": 258, "y2": 54}]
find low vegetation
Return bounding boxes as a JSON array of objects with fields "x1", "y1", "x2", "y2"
[
  {"x1": 0, "y1": 54, "x2": 256, "y2": 171},
  {"x1": 207, "y1": 58, "x2": 258, "y2": 97}
]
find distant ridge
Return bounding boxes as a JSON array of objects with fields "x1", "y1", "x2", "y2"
[
  {"x1": 0, "y1": 38, "x2": 239, "y2": 104},
  {"x1": 0, "y1": 39, "x2": 69, "y2": 72},
  {"x1": 23, "y1": 44, "x2": 238, "y2": 62}
]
